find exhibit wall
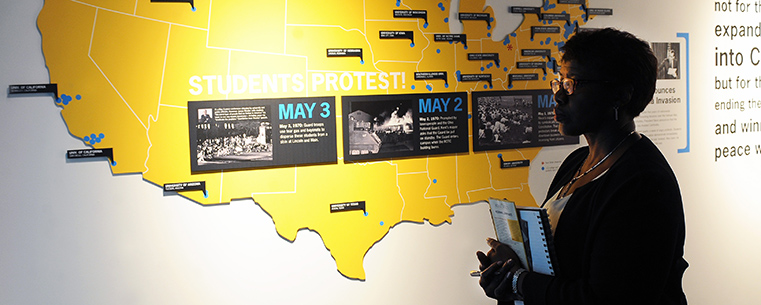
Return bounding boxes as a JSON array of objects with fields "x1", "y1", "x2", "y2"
[{"x1": 1, "y1": 0, "x2": 760, "y2": 304}]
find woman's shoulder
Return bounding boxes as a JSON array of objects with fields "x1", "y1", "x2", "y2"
[
  {"x1": 610, "y1": 135, "x2": 681, "y2": 191},
  {"x1": 621, "y1": 135, "x2": 674, "y2": 172}
]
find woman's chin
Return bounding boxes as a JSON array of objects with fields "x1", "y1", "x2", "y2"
[{"x1": 557, "y1": 124, "x2": 581, "y2": 137}]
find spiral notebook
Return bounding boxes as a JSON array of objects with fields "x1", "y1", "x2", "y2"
[
  {"x1": 487, "y1": 198, "x2": 556, "y2": 276},
  {"x1": 516, "y1": 206, "x2": 556, "y2": 276}
]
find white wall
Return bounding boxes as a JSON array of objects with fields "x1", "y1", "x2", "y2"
[
  {"x1": 1, "y1": 1, "x2": 760, "y2": 304},
  {"x1": 587, "y1": 2, "x2": 761, "y2": 304}
]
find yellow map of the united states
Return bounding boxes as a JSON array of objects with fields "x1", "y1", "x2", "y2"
[{"x1": 38, "y1": 0, "x2": 588, "y2": 279}]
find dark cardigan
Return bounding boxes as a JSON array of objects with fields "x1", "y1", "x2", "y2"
[{"x1": 517, "y1": 136, "x2": 688, "y2": 305}]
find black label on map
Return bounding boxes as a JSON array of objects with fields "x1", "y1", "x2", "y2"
[
  {"x1": 415, "y1": 72, "x2": 448, "y2": 85},
  {"x1": 587, "y1": 8, "x2": 613, "y2": 15},
  {"x1": 468, "y1": 53, "x2": 500, "y2": 67},
  {"x1": 531, "y1": 26, "x2": 560, "y2": 39},
  {"x1": 500, "y1": 159, "x2": 531, "y2": 169},
  {"x1": 541, "y1": 13, "x2": 570, "y2": 24},
  {"x1": 517, "y1": 62, "x2": 547, "y2": 75},
  {"x1": 557, "y1": 0, "x2": 584, "y2": 4},
  {"x1": 342, "y1": 92, "x2": 469, "y2": 162},
  {"x1": 516, "y1": 62, "x2": 546, "y2": 69},
  {"x1": 521, "y1": 49, "x2": 551, "y2": 58},
  {"x1": 164, "y1": 181, "x2": 206, "y2": 192},
  {"x1": 380, "y1": 31, "x2": 414, "y2": 43},
  {"x1": 577, "y1": 27, "x2": 600, "y2": 33},
  {"x1": 8, "y1": 83, "x2": 58, "y2": 98},
  {"x1": 67, "y1": 148, "x2": 114, "y2": 161},
  {"x1": 327, "y1": 48, "x2": 364, "y2": 62},
  {"x1": 188, "y1": 97, "x2": 337, "y2": 172},
  {"x1": 460, "y1": 74, "x2": 493, "y2": 88},
  {"x1": 472, "y1": 90, "x2": 578, "y2": 152},
  {"x1": 330, "y1": 201, "x2": 366, "y2": 213},
  {"x1": 510, "y1": 6, "x2": 541, "y2": 14},
  {"x1": 150, "y1": 0, "x2": 194, "y2": 9},
  {"x1": 394, "y1": 10, "x2": 428, "y2": 24},
  {"x1": 508, "y1": 73, "x2": 539, "y2": 87},
  {"x1": 434, "y1": 34, "x2": 467, "y2": 48},
  {"x1": 458, "y1": 12, "x2": 491, "y2": 27}
]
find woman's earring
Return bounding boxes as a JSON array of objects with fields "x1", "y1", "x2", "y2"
[{"x1": 614, "y1": 106, "x2": 619, "y2": 121}]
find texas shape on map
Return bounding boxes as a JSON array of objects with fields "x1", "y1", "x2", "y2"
[{"x1": 37, "y1": 0, "x2": 587, "y2": 279}]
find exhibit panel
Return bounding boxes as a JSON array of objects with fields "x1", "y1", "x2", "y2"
[{"x1": 1, "y1": 1, "x2": 760, "y2": 304}]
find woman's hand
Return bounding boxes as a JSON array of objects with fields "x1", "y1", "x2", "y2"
[
  {"x1": 479, "y1": 259, "x2": 522, "y2": 301},
  {"x1": 476, "y1": 237, "x2": 520, "y2": 270},
  {"x1": 475, "y1": 238, "x2": 524, "y2": 301}
]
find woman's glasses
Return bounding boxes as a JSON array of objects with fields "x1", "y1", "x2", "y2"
[{"x1": 550, "y1": 78, "x2": 613, "y2": 95}]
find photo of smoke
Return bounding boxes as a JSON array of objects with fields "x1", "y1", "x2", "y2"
[
  {"x1": 652, "y1": 42, "x2": 680, "y2": 80},
  {"x1": 347, "y1": 100, "x2": 415, "y2": 156},
  {"x1": 475, "y1": 94, "x2": 533, "y2": 147},
  {"x1": 194, "y1": 106, "x2": 273, "y2": 167}
]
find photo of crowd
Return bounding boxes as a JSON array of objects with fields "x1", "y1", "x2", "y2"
[
  {"x1": 475, "y1": 94, "x2": 533, "y2": 148},
  {"x1": 195, "y1": 114, "x2": 273, "y2": 166}
]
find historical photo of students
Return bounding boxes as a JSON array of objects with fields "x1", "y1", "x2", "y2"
[
  {"x1": 347, "y1": 100, "x2": 415, "y2": 156},
  {"x1": 653, "y1": 42, "x2": 680, "y2": 79},
  {"x1": 475, "y1": 94, "x2": 533, "y2": 147},
  {"x1": 195, "y1": 106, "x2": 273, "y2": 167}
]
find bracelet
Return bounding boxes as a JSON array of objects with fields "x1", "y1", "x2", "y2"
[{"x1": 512, "y1": 268, "x2": 526, "y2": 295}]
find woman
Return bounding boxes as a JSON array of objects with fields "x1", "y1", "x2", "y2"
[{"x1": 477, "y1": 28, "x2": 688, "y2": 305}]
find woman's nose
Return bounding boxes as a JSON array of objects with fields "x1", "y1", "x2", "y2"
[{"x1": 554, "y1": 89, "x2": 568, "y2": 105}]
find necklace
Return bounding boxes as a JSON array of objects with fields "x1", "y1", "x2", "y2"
[{"x1": 560, "y1": 131, "x2": 636, "y2": 198}]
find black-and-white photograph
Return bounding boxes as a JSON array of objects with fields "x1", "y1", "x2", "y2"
[
  {"x1": 190, "y1": 97, "x2": 337, "y2": 172},
  {"x1": 475, "y1": 94, "x2": 533, "y2": 147},
  {"x1": 347, "y1": 100, "x2": 415, "y2": 156},
  {"x1": 198, "y1": 108, "x2": 213, "y2": 123},
  {"x1": 195, "y1": 106, "x2": 273, "y2": 167},
  {"x1": 652, "y1": 42, "x2": 680, "y2": 80}
]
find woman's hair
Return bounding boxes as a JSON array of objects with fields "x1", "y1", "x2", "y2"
[{"x1": 560, "y1": 28, "x2": 657, "y2": 118}]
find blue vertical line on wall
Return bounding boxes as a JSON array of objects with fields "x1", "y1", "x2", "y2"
[{"x1": 677, "y1": 32, "x2": 690, "y2": 154}]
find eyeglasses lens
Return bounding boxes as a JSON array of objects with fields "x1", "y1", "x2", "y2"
[
  {"x1": 551, "y1": 79, "x2": 575, "y2": 95},
  {"x1": 563, "y1": 79, "x2": 574, "y2": 95}
]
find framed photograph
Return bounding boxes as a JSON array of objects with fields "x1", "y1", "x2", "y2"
[
  {"x1": 472, "y1": 90, "x2": 577, "y2": 151},
  {"x1": 343, "y1": 92, "x2": 469, "y2": 161},
  {"x1": 188, "y1": 97, "x2": 337, "y2": 172},
  {"x1": 652, "y1": 42, "x2": 681, "y2": 80}
]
